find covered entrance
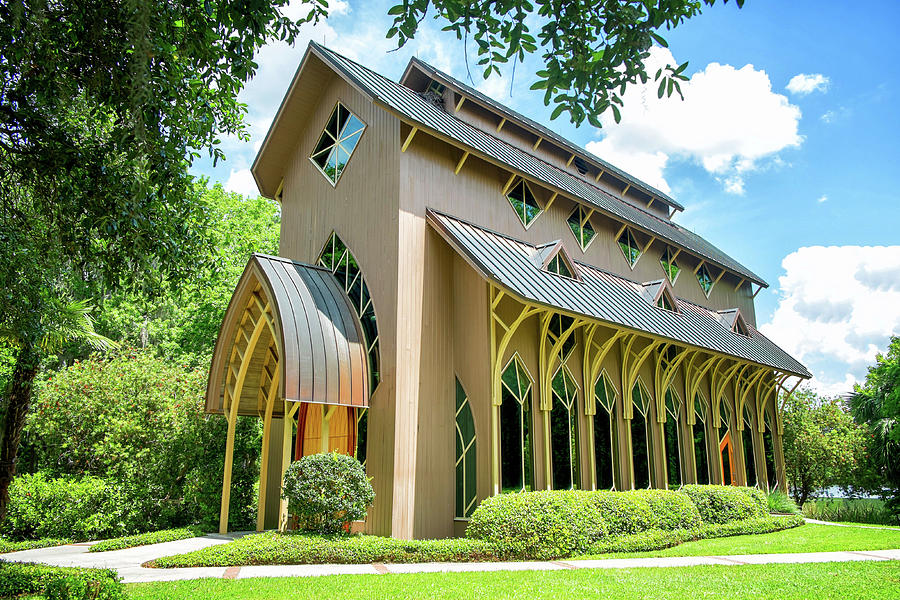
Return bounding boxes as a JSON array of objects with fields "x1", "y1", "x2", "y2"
[{"x1": 206, "y1": 253, "x2": 370, "y2": 534}]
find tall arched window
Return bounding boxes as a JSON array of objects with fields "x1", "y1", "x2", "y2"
[
  {"x1": 550, "y1": 365, "x2": 580, "y2": 489},
  {"x1": 664, "y1": 388, "x2": 683, "y2": 487},
  {"x1": 763, "y1": 409, "x2": 778, "y2": 490},
  {"x1": 742, "y1": 406, "x2": 757, "y2": 487},
  {"x1": 594, "y1": 371, "x2": 618, "y2": 490},
  {"x1": 318, "y1": 232, "x2": 381, "y2": 467},
  {"x1": 500, "y1": 355, "x2": 535, "y2": 493},
  {"x1": 719, "y1": 399, "x2": 734, "y2": 485},
  {"x1": 631, "y1": 379, "x2": 654, "y2": 489},
  {"x1": 693, "y1": 393, "x2": 710, "y2": 485},
  {"x1": 455, "y1": 378, "x2": 477, "y2": 518}
]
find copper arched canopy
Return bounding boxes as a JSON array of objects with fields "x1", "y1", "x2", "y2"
[{"x1": 206, "y1": 253, "x2": 369, "y2": 418}]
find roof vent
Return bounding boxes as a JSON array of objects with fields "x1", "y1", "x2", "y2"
[
  {"x1": 573, "y1": 156, "x2": 590, "y2": 175},
  {"x1": 641, "y1": 279, "x2": 680, "y2": 313},
  {"x1": 533, "y1": 241, "x2": 580, "y2": 281}
]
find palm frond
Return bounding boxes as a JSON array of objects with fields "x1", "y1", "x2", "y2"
[{"x1": 38, "y1": 298, "x2": 118, "y2": 353}]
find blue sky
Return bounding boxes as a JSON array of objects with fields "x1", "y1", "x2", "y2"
[{"x1": 192, "y1": 0, "x2": 900, "y2": 396}]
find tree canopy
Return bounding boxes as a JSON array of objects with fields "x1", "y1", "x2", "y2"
[{"x1": 387, "y1": 0, "x2": 744, "y2": 126}]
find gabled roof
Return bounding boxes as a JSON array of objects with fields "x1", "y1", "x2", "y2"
[
  {"x1": 254, "y1": 42, "x2": 767, "y2": 287},
  {"x1": 402, "y1": 57, "x2": 684, "y2": 212},
  {"x1": 641, "y1": 279, "x2": 679, "y2": 312},
  {"x1": 427, "y1": 209, "x2": 810, "y2": 378},
  {"x1": 717, "y1": 308, "x2": 751, "y2": 336}
]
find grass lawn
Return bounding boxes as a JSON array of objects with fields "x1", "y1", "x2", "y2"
[
  {"x1": 126, "y1": 561, "x2": 900, "y2": 599},
  {"x1": 574, "y1": 523, "x2": 900, "y2": 559}
]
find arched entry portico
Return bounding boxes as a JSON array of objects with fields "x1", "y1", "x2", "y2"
[{"x1": 206, "y1": 253, "x2": 370, "y2": 534}]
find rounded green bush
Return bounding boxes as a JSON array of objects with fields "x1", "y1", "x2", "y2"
[
  {"x1": 466, "y1": 490, "x2": 607, "y2": 560},
  {"x1": 739, "y1": 486, "x2": 768, "y2": 514},
  {"x1": 681, "y1": 485, "x2": 766, "y2": 524},
  {"x1": 281, "y1": 452, "x2": 374, "y2": 534},
  {"x1": 589, "y1": 491, "x2": 655, "y2": 536},
  {"x1": 631, "y1": 489, "x2": 702, "y2": 530}
]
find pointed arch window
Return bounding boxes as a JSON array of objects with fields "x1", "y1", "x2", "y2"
[
  {"x1": 318, "y1": 232, "x2": 380, "y2": 394},
  {"x1": 500, "y1": 355, "x2": 535, "y2": 493},
  {"x1": 693, "y1": 393, "x2": 710, "y2": 485},
  {"x1": 697, "y1": 264, "x2": 715, "y2": 297},
  {"x1": 618, "y1": 228, "x2": 642, "y2": 268},
  {"x1": 455, "y1": 378, "x2": 477, "y2": 518},
  {"x1": 547, "y1": 313, "x2": 576, "y2": 361},
  {"x1": 742, "y1": 405, "x2": 757, "y2": 487},
  {"x1": 631, "y1": 379, "x2": 654, "y2": 488},
  {"x1": 550, "y1": 365, "x2": 580, "y2": 490},
  {"x1": 310, "y1": 103, "x2": 366, "y2": 186},
  {"x1": 567, "y1": 205, "x2": 596, "y2": 251},
  {"x1": 594, "y1": 371, "x2": 618, "y2": 490},
  {"x1": 660, "y1": 247, "x2": 681, "y2": 284},
  {"x1": 664, "y1": 388, "x2": 683, "y2": 487},
  {"x1": 507, "y1": 179, "x2": 542, "y2": 229},
  {"x1": 763, "y1": 409, "x2": 778, "y2": 490}
]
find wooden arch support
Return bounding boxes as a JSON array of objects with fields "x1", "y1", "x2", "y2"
[
  {"x1": 734, "y1": 367, "x2": 770, "y2": 431},
  {"x1": 654, "y1": 347, "x2": 695, "y2": 423},
  {"x1": 539, "y1": 312, "x2": 587, "y2": 411},
  {"x1": 622, "y1": 337, "x2": 662, "y2": 419},
  {"x1": 583, "y1": 326, "x2": 627, "y2": 416}
]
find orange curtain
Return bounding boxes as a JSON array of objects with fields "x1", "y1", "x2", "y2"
[{"x1": 295, "y1": 404, "x2": 358, "y2": 459}]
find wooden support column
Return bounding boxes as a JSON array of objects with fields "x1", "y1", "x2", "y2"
[
  {"x1": 279, "y1": 401, "x2": 300, "y2": 531},
  {"x1": 321, "y1": 405, "x2": 338, "y2": 453}
]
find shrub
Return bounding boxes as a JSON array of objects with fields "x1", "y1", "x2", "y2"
[
  {"x1": 767, "y1": 491, "x2": 800, "y2": 515},
  {"x1": 631, "y1": 490, "x2": 701, "y2": 531},
  {"x1": 697, "y1": 514, "x2": 805, "y2": 539},
  {"x1": 0, "y1": 561, "x2": 122, "y2": 599},
  {"x1": 3, "y1": 473, "x2": 130, "y2": 541},
  {"x1": 739, "y1": 487, "x2": 768, "y2": 514},
  {"x1": 88, "y1": 527, "x2": 206, "y2": 553},
  {"x1": 588, "y1": 491, "x2": 655, "y2": 536},
  {"x1": 801, "y1": 498, "x2": 897, "y2": 525},
  {"x1": 466, "y1": 491, "x2": 607, "y2": 559},
  {"x1": 20, "y1": 351, "x2": 261, "y2": 533},
  {"x1": 150, "y1": 532, "x2": 497, "y2": 567},
  {"x1": 681, "y1": 485, "x2": 765, "y2": 524},
  {"x1": 0, "y1": 537, "x2": 69, "y2": 554},
  {"x1": 282, "y1": 453, "x2": 374, "y2": 534}
]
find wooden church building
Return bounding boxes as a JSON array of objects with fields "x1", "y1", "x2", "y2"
[{"x1": 207, "y1": 42, "x2": 810, "y2": 540}]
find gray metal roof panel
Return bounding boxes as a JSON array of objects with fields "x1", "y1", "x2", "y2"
[
  {"x1": 428, "y1": 209, "x2": 809, "y2": 377},
  {"x1": 404, "y1": 56, "x2": 684, "y2": 212},
  {"x1": 311, "y1": 43, "x2": 767, "y2": 287}
]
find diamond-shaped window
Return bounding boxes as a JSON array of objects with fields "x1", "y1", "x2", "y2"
[
  {"x1": 507, "y1": 179, "x2": 542, "y2": 228},
  {"x1": 660, "y1": 247, "x2": 681, "y2": 284},
  {"x1": 618, "y1": 228, "x2": 642, "y2": 268},
  {"x1": 567, "y1": 205, "x2": 596, "y2": 251},
  {"x1": 310, "y1": 103, "x2": 366, "y2": 186}
]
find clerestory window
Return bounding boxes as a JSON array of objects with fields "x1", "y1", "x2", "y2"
[
  {"x1": 507, "y1": 179, "x2": 542, "y2": 229},
  {"x1": 618, "y1": 228, "x2": 642, "y2": 268},
  {"x1": 660, "y1": 247, "x2": 681, "y2": 284},
  {"x1": 310, "y1": 103, "x2": 366, "y2": 186},
  {"x1": 567, "y1": 205, "x2": 596, "y2": 251},
  {"x1": 697, "y1": 264, "x2": 714, "y2": 297}
]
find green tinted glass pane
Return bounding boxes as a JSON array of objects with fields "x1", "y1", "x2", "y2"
[
  {"x1": 665, "y1": 417, "x2": 681, "y2": 487},
  {"x1": 694, "y1": 420, "x2": 709, "y2": 484},
  {"x1": 501, "y1": 361, "x2": 520, "y2": 396},
  {"x1": 515, "y1": 362, "x2": 531, "y2": 399},
  {"x1": 698, "y1": 265, "x2": 713, "y2": 294},
  {"x1": 464, "y1": 448, "x2": 477, "y2": 516},
  {"x1": 455, "y1": 378, "x2": 466, "y2": 413}
]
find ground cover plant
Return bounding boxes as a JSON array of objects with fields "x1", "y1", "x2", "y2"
[
  {"x1": 127, "y1": 561, "x2": 900, "y2": 600},
  {"x1": 803, "y1": 497, "x2": 898, "y2": 526},
  {"x1": 89, "y1": 527, "x2": 206, "y2": 553},
  {"x1": 0, "y1": 561, "x2": 122, "y2": 599},
  {"x1": 0, "y1": 537, "x2": 68, "y2": 554}
]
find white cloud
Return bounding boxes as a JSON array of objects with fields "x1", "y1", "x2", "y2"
[
  {"x1": 586, "y1": 47, "x2": 803, "y2": 195},
  {"x1": 225, "y1": 168, "x2": 259, "y2": 197},
  {"x1": 760, "y1": 246, "x2": 900, "y2": 396},
  {"x1": 817, "y1": 194, "x2": 828, "y2": 203},
  {"x1": 786, "y1": 73, "x2": 830, "y2": 95}
]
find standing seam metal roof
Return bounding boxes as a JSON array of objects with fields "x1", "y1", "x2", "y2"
[
  {"x1": 310, "y1": 42, "x2": 768, "y2": 287},
  {"x1": 427, "y1": 209, "x2": 809, "y2": 377}
]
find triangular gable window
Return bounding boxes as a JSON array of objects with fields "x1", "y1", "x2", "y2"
[
  {"x1": 310, "y1": 102, "x2": 366, "y2": 186},
  {"x1": 657, "y1": 293, "x2": 676, "y2": 312},
  {"x1": 539, "y1": 242, "x2": 579, "y2": 280},
  {"x1": 642, "y1": 279, "x2": 679, "y2": 313},
  {"x1": 507, "y1": 179, "x2": 543, "y2": 229},
  {"x1": 734, "y1": 316, "x2": 750, "y2": 337},
  {"x1": 716, "y1": 308, "x2": 752, "y2": 337}
]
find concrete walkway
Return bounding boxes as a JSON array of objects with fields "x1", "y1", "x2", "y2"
[{"x1": 2, "y1": 536, "x2": 899, "y2": 584}]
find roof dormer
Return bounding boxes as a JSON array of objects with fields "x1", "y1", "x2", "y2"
[
  {"x1": 533, "y1": 241, "x2": 580, "y2": 281},
  {"x1": 641, "y1": 279, "x2": 680, "y2": 313},
  {"x1": 717, "y1": 308, "x2": 752, "y2": 337}
]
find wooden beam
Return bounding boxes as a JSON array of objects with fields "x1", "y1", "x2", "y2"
[
  {"x1": 545, "y1": 192, "x2": 558, "y2": 211},
  {"x1": 614, "y1": 223, "x2": 628, "y2": 240},
  {"x1": 566, "y1": 153, "x2": 576, "y2": 167},
  {"x1": 454, "y1": 151, "x2": 469, "y2": 175},
  {"x1": 595, "y1": 169, "x2": 605, "y2": 182},
  {"x1": 670, "y1": 248, "x2": 682, "y2": 262},
  {"x1": 278, "y1": 401, "x2": 295, "y2": 531},
  {"x1": 752, "y1": 285, "x2": 764, "y2": 299},
  {"x1": 622, "y1": 183, "x2": 631, "y2": 196},
  {"x1": 647, "y1": 198, "x2": 655, "y2": 209},
  {"x1": 734, "y1": 278, "x2": 746, "y2": 292},
  {"x1": 256, "y1": 364, "x2": 280, "y2": 532},
  {"x1": 401, "y1": 127, "x2": 418, "y2": 152},
  {"x1": 496, "y1": 117, "x2": 506, "y2": 132},
  {"x1": 321, "y1": 404, "x2": 338, "y2": 453},
  {"x1": 712, "y1": 268, "x2": 726, "y2": 290},
  {"x1": 454, "y1": 95, "x2": 466, "y2": 112},
  {"x1": 693, "y1": 260, "x2": 706, "y2": 275},
  {"x1": 501, "y1": 172, "x2": 517, "y2": 196},
  {"x1": 643, "y1": 236, "x2": 657, "y2": 254},
  {"x1": 532, "y1": 136, "x2": 543, "y2": 151}
]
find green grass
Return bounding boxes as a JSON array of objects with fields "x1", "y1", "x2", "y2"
[
  {"x1": 575, "y1": 523, "x2": 900, "y2": 559},
  {"x1": 126, "y1": 561, "x2": 900, "y2": 600},
  {"x1": 89, "y1": 527, "x2": 205, "y2": 552},
  {"x1": 0, "y1": 537, "x2": 69, "y2": 554}
]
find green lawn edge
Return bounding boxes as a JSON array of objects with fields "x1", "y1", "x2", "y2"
[{"x1": 89, "y1": 527, "x2": 206, "y2": 553}]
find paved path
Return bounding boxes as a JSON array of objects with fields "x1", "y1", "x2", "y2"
[
  {"x1": 2, "y1": 536, "x2": 899, "y2": 584},
  {"x1": 804, "y1": 518, "x2": 900, "y2": 531}
]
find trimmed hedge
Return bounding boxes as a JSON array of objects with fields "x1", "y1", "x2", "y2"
[
  {"x1": 0, "y1": 561, "x2": 122, "y2": 599},
  {"x1": 631, "y1": 490, "x2": 701, "y2": 531},
  {"x1": 585, "y1": 514, "x2": 804, "y2": 556},
  {"x1": 89, "y1": 527, "x2": 205, "y2": 553},
  {"x1": 681, "y1": 485, "x2": 766, "y2": 524},
  {"x1": 150, "y1": 532, "x2": 496, "y2": 568},
  {"x1": 465, "y1": 490, "x2": 607, "y2": 559},
  {"x1": 0, "y1": 537, "x2": 69, "y2": 554}
]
